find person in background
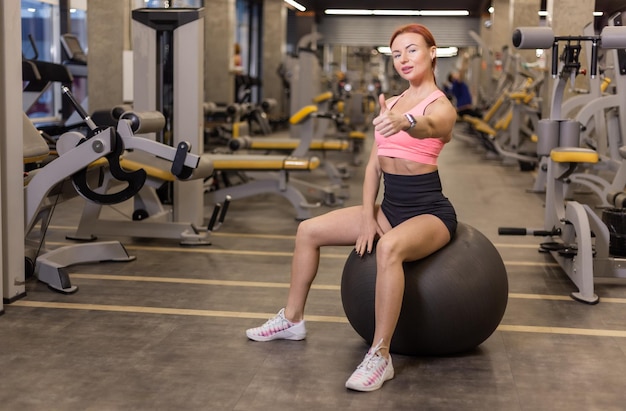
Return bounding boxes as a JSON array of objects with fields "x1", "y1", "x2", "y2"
[
  {"x1": 245, "y1": 23, "x2": 458, "y2": 392},
  {"x1": 232, "y1": 43, "x2": 243, "y2": 75},
  {"x1": 447, "y1": 52, "x2": 482, "y2": 118}
]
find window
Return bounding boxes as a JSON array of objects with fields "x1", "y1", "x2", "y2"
[
  {"x1": 22, "y1": 0, "x2": 88, "y2": 123},
  {"x1": 22, "y1": 0, "x2": 58, "y2": 120}
]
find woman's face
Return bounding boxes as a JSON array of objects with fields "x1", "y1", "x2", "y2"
[{"x1": 390, "y1": 32, "x2": 436, "y2": 81}]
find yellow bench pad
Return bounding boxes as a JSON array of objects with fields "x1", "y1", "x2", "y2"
[
  {"x1": 550, "y1": 147, "x2": 599, "y2": 164},
  {"x1": 348, "y1": 131, "x2": 366, "y2": 139},
  {"x1": 211, "y1": 154, "x2": 320, "y2": 171},
  {"x1": 120, "y1": 158, "x2": 176, "y2": 182},
  {"x1": 241, "y1": 138, "x2": 348, "y2": 151},
  {"x1": 312, "y1": 91, "x2": 333, "y2": 104},
  {"x1": 470, "y1": 119, "x2": 497, "y2": 136},
  {"x1": 290, "y1": 105, "x2": 318, "y2": 125}
]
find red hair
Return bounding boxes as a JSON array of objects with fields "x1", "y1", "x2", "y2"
[{"x1": 389, "y1": 24, "x2": 438, "y2": 72}]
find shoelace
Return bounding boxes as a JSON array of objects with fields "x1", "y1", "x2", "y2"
[
  {"x1": 261, "y1": 311, "x2": 289, "y2": 329},
  {"x1": 357, "y1": 339, "x2": 387, "y2": 370}
]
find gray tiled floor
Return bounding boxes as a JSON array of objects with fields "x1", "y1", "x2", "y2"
[{"x1": 3, "y1": 125, "x2": 626, "y2": 410}]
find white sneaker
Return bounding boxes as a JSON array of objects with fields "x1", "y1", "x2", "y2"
[
  {"x1": 246, "y1": 308, "x2": 306, "y2": 342},
  {"x1": 345, "y1": 339, "x2": 394, "y2": 392}
]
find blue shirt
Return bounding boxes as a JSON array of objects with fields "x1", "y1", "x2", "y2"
[{"x1": 450, "y1": 79, "x2": 472, "y2": 109}]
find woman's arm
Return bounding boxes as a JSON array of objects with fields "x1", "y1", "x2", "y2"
[
  {"x1": 355, "y1": 144, "x2": 384, "y2": 255},
  {"x1": 403, "y1": 97, "x2": 457, "y2": 143},
  {"x1": 362, "y1": 144, "x2": 382, "y2": 216}
]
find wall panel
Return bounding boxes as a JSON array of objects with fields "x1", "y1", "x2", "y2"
[{"x1": 317, "y1": 16, "x2": 481, "y2": 47}]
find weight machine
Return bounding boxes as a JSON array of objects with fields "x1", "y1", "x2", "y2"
[{"x1": 499, "y1": 21, "x2": 626, "y2": 304}]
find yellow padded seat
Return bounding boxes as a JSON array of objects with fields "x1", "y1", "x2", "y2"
[
  {"x1": 118, "y1": 153, "x2": 320, "y2": 180},
  {"x1": 309, "y1": 140, "x2": 348, "y2": 150},
  {"x1": 469, "y1": 118, "x2": 497, "y2": 136},
  {"x1": 494, "y1": 111, "x2": 513, "y2": 131},
  {"x1": 550, "y1": 147, "x2": 599, "y2": 164},
  {"x1": 23, "y1": 113, "x2": 50, "y2": 164},
  {"x1": 349, "y1": 131, "x2": 366, "y2": 139},
  {"x1": 233, "y1": 137, "x2": 348, "y2": 151},
  {"x1": 211, "y1": 154, "x2": 320, "y2": 171},
  {"x1": 290, "y1": 105, "x2": 318, "y2": 125},
  {"x1": 120, "y1": 158, "x2": 176, "y2": 182},
  {"x1": 462, "y1": 114, "x2": 481, "y2": 125},
  {"x1": 508, "y1": 91, "x2": 534, "y2": 104},
  {"x1": 312, "y1": 91, "x2": 333, "y2": 104}
]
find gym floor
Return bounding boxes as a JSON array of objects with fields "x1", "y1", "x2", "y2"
[{"x1": 2, "y1": 124, "x2": 626, "y2": 410}]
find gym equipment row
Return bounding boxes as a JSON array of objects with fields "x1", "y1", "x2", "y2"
[
  {"x1": 223, "y1": 91, "x2": 361, "y2": 207},
  {"x1": 205, "y1": 104, "x2": 328, "y2": 220},
  {"x1": 525, "y1": 20, "x2": 624, "y2": 195},
  {"x1": 462, "y1": 73, "x2": 543, "y2": 170},
  {"x1": 131, "y1": 8, "x2": 328, "y2": 222},
  {"x1": 460, "y1": 16, "x2": 626, "y2": 199},
  {"x1": 452, "y1": 39, "x2": 548, "y2": 172},
  {"x1": 499, "y1": 16, "x2": 626, "y2": 304}
]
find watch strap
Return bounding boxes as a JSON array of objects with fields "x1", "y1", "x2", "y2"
[{"x1": 404, "y1": 113, "x2": 417, "y2": 130}]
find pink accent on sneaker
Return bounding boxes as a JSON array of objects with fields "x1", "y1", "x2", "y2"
[
  {"x1": 345, "y1": 339, "x2": 394, "y2": 392},
  {"x1": 246, "y1": 308, "x2": 306, "y2": 342}
]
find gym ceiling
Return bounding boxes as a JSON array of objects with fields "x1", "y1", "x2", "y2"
[{"x1": 299, "y1": 0, "x2": 626, "y2": 19}]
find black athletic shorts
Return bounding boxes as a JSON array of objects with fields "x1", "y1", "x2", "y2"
[{"x1": 380, "y1": 170, "x2": 457, "y2": 237}]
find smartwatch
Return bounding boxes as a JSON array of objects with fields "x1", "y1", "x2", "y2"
[{"x1": 404, "y1": 113, "x2": 417, "y2": 130}]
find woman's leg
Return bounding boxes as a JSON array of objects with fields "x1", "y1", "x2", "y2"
[
  {"x1": 283, "y1": 205, "x2": 377, "y2": 323},
  {"x1": 371, "y1": 214, "x2": 451, "y2": 358}
]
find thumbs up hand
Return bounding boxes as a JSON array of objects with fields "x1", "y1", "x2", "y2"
[{"x1": 373, "y1": 94, "x2": 407, "y2": 137}]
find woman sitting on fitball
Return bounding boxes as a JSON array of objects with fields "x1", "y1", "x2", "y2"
[{"x1": 246, "y1": 23, "x2": 458, "y2": 392}]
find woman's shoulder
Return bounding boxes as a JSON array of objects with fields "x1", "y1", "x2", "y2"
[
  {"x1": 428, "y1": 88, "x2": 446, "y2": 99},
  {"x1": 408, "y1": 89, "x2": 446, "y2": 112}
]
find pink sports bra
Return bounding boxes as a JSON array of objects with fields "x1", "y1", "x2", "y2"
[{"x1": 375, "y1": 89, "x2": 446, "y2": 166}]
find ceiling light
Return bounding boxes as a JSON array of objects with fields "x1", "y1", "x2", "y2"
[
  {"x1": 376, "y1": 46, "x2": 458, "y2": 58},
  {"x1": 538, "y1": 10, "x2": 602, "y2": 17},
  {"x1": 419, "y1": 10, "x2": 469, "y2": 16},
  {"x1": 325, "y1": 9, "x2": 373, "y2": 15},
  {"x1": 284, "y1": 0, "x2": 306, "y2": 12},
  {"x1": 372, "y1": 10, "x2": 421, "y2": 16},
  {"x1": 325, "y1": 9, "x2": 469, "y2": 16},
  {"x1": 436, "y1": 47, "x2": 459, "y2": 57}
]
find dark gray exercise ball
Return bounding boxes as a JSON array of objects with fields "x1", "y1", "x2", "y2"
[{"x1": 340, "y1": 222, "x2": 508, "y2": 356}]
